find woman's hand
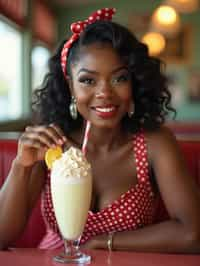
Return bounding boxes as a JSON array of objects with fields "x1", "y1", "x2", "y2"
[{"x1": 15, "y1": 124, "x2": 67, "y2": 167}]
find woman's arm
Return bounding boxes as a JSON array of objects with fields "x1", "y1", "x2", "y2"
[
  {"x1": 0, "y1": 160, "x2": 45, "y2": 250},
  {"x1": 86, "y1": 127, "x2": 200, "y2": 253},
  {"x1": 92, "y1": 217, "x2": 200, "y2": 253},
  {"x1": 0, "y1": 124, "x2": 67, "y2": 250}
]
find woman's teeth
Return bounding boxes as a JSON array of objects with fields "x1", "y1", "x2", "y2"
[{"x1": 95, "y1": 107, "x2": 116, "y2": 112}]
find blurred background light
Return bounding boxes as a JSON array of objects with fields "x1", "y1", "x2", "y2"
[
  {"x1": 151, "y1": 5, "x2": 181, "y2": 37},
  {"x1": 142, "y1": 32, "x2": 166, "y2": 56},
  {"x1": 165, "y1": 0, "x2": 199, "y2": 13}
]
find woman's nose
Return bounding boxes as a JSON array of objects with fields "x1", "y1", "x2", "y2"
[{"x1": 95, "y1": 82, "x2": 113, "y2": 99}]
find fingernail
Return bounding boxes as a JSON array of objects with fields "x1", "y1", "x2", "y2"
[
  {"x1": 62, "y1": 136, "x2": 67, "y2": 142},
  {"x1": 58, "y1": 139, "x2": 63, "y2": 145}
]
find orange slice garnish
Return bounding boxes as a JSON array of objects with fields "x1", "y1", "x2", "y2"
[{"x1": 45, "y1": 146, "x2": 62, "y2": 169}]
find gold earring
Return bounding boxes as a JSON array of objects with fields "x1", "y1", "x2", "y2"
[{"x1": 69, "y1": 96, "x2": 78, "y2": 120}]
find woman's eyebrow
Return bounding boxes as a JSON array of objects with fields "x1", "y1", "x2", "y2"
[
  {"x1": 77, "y1": 68, "x2": 98, "y2": 75},
  {"x1": 111, "y1": 66, "x2": 128, "y2": 74},
  {"x1": 77, "y1": 66, "x2": 128, "y2": 75}
]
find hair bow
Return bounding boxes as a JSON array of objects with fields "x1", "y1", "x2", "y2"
[{"x1": 61, "y1": 8, "x2": 116, "y2": 78}]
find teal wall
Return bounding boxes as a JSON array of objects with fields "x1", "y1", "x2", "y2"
[
  {"x1": 175, "y1": 12, "x2": 200, "y2": 121},
  {"x1": 56, "y1": 0, "x2": 200, "y2": 121},
  {"x1": 56, "y1": 0, "x2": 161, "y2": 37}
]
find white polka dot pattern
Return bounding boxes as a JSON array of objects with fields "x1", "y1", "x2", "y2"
[{"x1": 39, "y1": 131, "x2": 155, "y2": 249}]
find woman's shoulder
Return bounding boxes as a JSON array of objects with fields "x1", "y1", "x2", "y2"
[
  {"x1": 144, "y1": 125, "x2": 178, "y2": 160},
  {"x1": 145, "y1": 125, "x2": 176, "y2": 142}
]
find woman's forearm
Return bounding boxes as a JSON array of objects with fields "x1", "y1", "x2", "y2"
[
  {"x1": 0, "y1": 159, "x2": 33, "y2": 248},
  {"x1": 96, "y1": 220, "x2": 200, "y2": 253}
]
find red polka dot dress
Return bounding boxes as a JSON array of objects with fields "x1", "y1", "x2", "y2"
[{"x1": 38, "y1": 131, "x2": 155, "y2": 249}]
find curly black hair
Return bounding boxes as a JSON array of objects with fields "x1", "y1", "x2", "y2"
[{"x1": 32, "y1": 20, "x2": 176, "y2": 135}]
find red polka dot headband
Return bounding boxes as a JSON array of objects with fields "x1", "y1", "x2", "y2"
[{"x1": 61, "y1": 7, "x2": 116, "y2": 78}]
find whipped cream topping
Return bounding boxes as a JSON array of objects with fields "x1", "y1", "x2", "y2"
[{"x1": 51, "y1": 147, "x2": 92, "y2": 179}]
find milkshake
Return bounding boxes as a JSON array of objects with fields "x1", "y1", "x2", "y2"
[{"x1": 50, "y1": 146, "x2": 92, "y2": 240}]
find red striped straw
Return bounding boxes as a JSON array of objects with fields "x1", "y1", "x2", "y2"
[{"x1": 82, "y1": 120, "x2": 91, "y2": 155}]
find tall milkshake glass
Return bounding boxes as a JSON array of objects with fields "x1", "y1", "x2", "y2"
[{"x1": 50, "y1": 145, "x2": 92, "y2": 264}]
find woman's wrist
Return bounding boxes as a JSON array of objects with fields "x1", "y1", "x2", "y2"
[
  {"x1": 3, "y1": 158, "x2": 34, "y2": 185},
  {"x1": 13, "y1": 157, "x2": 34, "y2": 169},
  {"x1": 90, "y1": 234, "x2": 108, "y2": 249},
  {"x1": 91, "y1": 233, "x2": 116, "y2": 250},
  {"x1": 11, "y1": 158, "x2": 34, "y2": 175}
]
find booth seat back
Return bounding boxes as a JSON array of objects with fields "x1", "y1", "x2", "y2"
[
  {"x1": 0, "y1": 137, "x2": 200, "y2": 247},
  {"x1": 167, "y1": 122, "x2": 200, "y2": 136},
  {"x1": 0, "y1": 139, "x2": 46, "y2": 248}
]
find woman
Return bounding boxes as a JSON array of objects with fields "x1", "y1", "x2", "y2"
[{"x1": 0, "y1": 8, "x2": 200, "y2": 253}]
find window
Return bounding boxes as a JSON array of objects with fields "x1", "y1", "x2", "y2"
[
  {"x1": 0, "y1": 19, "x2": 22, "y2": 121},
  {"x1": 32, "y1": 45, "x2": 51, "y2": 90}
]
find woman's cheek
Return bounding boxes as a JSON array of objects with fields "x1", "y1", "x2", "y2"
[
  {"x1": 73, "y1": 86, "x2": 91, "y2": 101},
  {"x1": 76, "y1": 93, "x2": 91, "y2": 105},
  {"x1": 74, "y1": 91, "x2": 92, "y2": 117},
  {"x1": 119, "y1": 88, "x2": 133, "y2": 102}
]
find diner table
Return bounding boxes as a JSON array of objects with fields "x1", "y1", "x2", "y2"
[{"x1": 0, "y1": 248, "x2": 200, "y2": 266}]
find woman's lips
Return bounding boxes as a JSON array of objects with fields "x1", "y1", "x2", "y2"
[{"x1": 92, "y1": 105, "x2": 118, "y2": 119}]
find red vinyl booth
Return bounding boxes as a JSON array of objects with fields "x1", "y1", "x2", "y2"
[
  {"x1": 0, "y1": 138, "x2": 46, "y2": 248},
  {"x1": 167, "y1": 122, "x2": 200, "y2": 138},
  {"x1": 0, "y1": 136, "x2": 200, "y2": 248}
]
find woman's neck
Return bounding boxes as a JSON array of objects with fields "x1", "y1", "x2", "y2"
[{"x1": 85, "y1": 124, "x2": 128, "y2": 153}]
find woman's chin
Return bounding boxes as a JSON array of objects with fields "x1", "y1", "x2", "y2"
[{"x1": 90, "y1": 119, "x2": 121, "y2": 130}]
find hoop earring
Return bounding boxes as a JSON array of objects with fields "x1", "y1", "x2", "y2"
[
  {"x1": 69, "y1": 96, "x2": 78, "y2": 120},
  {"x1": 128, "y1": 102, "x2": 135, "y2": 118}
]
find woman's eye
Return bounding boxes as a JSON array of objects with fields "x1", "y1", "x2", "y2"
[
  {"x1": 112, "y1": 74, "x2": 130, "y2": 84},
  {"x1": 79, "y1": 77, "x2": 94, "y2": 85}
]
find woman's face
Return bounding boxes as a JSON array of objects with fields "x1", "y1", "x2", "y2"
[{"x1": 69, "y1": 43, "x2": 133, "y2": 129}]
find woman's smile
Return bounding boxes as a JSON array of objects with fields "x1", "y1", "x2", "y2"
[{"x1": 91, "y1": 104, "x2": 119, "y2": 119}]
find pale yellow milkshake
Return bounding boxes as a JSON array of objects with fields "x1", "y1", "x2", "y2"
[{"x1": 50, "y1": 147, "x2": 92, "y2": 240}]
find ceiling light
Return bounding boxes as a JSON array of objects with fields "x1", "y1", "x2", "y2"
[
  {"x1": 151, "y1": 5, "x2": 181, "y2": 37},
  {"x1": 142, "y1": 32, "x2": 166, "y2": 56}
]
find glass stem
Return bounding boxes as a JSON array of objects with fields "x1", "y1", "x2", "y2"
[{"x1": 63, "y1": 238, "x2": 80, "y2": 257}]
